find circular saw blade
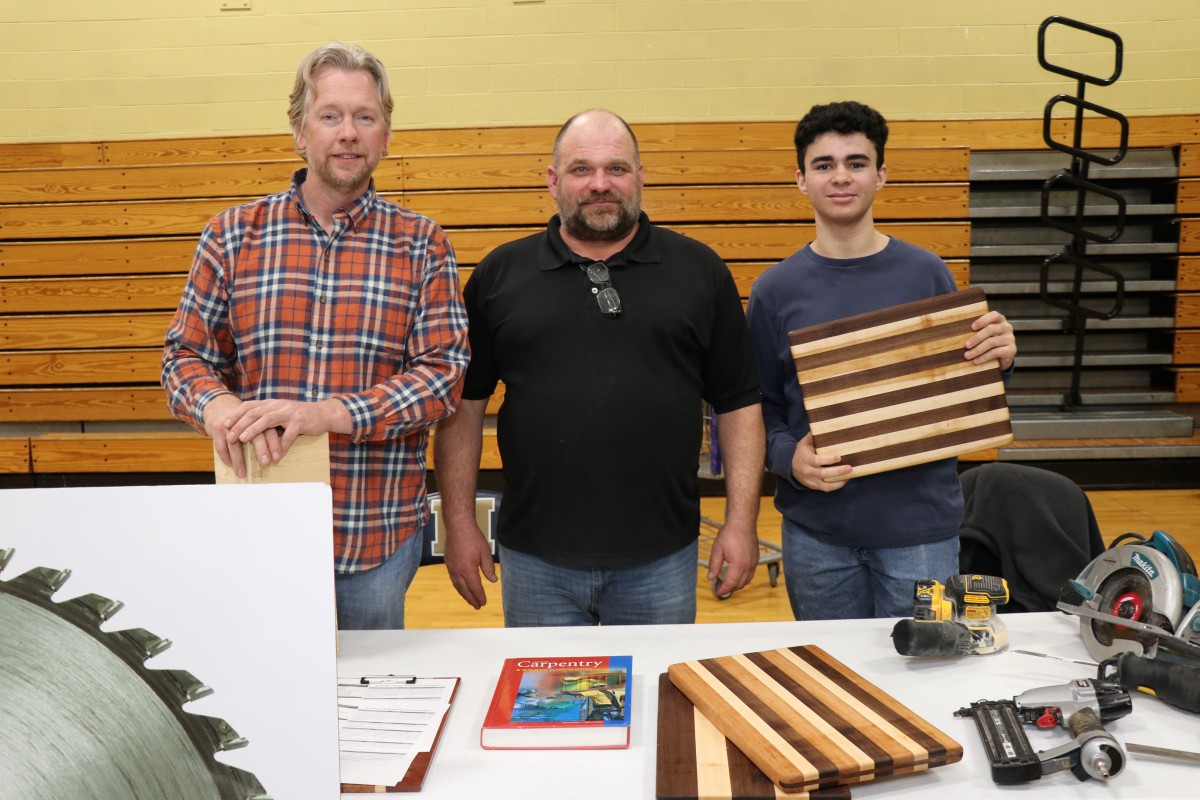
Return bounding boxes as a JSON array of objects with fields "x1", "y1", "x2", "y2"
[
  {"x1": 1087, "y1": 567, "x2": 1172, "y2": 654},
  {"x1": 0, "y1": 548, "x2": 270, "y2": 800}
]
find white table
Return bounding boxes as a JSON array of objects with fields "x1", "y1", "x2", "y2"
[{"x1": 338, "y1": 613, "x2": 1199, "y2": 798}]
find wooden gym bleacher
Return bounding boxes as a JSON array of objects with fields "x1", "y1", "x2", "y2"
[{"x1": 0, "y1": 116, "x2": 1197, "y2": 483}]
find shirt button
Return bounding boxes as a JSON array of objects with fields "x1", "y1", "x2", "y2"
[
  {"x1": 310, "y1": 389, "x2": 318, "y2": 398},
  {"x1": 318, "y1": 295, "x2": 328, "y2": 303}
]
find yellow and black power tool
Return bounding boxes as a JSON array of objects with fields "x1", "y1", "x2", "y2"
[{"x1": 892, "y1": 574, "x2": 1010, "y2": 656}]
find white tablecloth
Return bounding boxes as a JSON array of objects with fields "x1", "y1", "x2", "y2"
[{"x1": 338, "y1": 612, "x2": 1200, "y2": 798}]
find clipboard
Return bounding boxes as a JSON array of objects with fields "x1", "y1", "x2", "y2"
[{"x1": 340, "y1": 676, "x2": 460, "y2": 793}]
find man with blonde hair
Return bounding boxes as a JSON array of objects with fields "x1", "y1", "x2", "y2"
[{"x1": 163, "y1": 43, "x2": 469, "y2": 629}]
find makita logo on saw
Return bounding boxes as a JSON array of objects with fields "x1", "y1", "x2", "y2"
[{"x1": 1130, "y1": 552, "x2": 1159, "y2": 580}]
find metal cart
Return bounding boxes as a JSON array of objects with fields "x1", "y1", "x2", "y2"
[{"x1": 698, "y1": 402, "x2": 783, "y2": 599}]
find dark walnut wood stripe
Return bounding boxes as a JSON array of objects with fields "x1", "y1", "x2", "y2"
[
  {"x1": 801, "y1": 349, "x2": 968, "y2": 399},
  {"x1": 817, "y1": 395, "x2": 1009, "y2": 449},
  {"x1": 807, "y1": 369, "x2": 1001, "y2": 424},
  {"x1": 656, "y1": 673, "x2": 701, "y2": 799},
  {"x1": 792, "y1": 316, "x2": 975, "y2": 373},
  {"x1": 787, "y1": 287, "x2": 986, "y2": 347},
  {"x1": 839, "y1": 421, "x2": 1014, "y2": 469}
]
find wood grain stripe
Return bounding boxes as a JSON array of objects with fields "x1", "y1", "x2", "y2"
[
  {"x1": 800, "y1": 349, "x2": 968, "y2": 399},
  {"x1": 789, "y1": 648, "x2": 959, "y2": 763},
  {"x1": 839, "y1": 421, "x2": 1013, "y2": 470},
  {"x1": 806, "y1": 366, "x2": 999, "y2": 419},
  {"x1": 810, "y1": 384, "x2": 1006, "y2": 436},
  {"x1": 791, "y1": 316, "x2": 976, "y2": 373},
  {"x1": 817, "y1": 399, "x2": 1010, "y2": 451},
  {"x1": 801, "y1": 362, "x2": 988, "y2": 412},
  {"x1": 699, "y1": 658, "x2": 837, "y2": 787},
  {"x1": 787, "y1": 289, "x2": 987, "y2": 347},
  {"x1": 654, "y1": 674, "x2": 847, "y2": 799}
]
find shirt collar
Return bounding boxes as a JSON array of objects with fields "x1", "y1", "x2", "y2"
[
  {"x1": 289, "y1": 167, "x2": 377, "y2": 231},
  {"x1": 538, "y1": 211, "x2": 660, "y2": 271}
]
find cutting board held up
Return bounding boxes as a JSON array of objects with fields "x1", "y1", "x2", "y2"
[
  {"x1": 667, "y1": 646, "x2": 962, "y2": 793},
  {"x1": 788, "y1": 287, "x2": 1012, "y2": 481},
  {"x1": 656, "y1": 674, "x2": 851, "y2": 800}
]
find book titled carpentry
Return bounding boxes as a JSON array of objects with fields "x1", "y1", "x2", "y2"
[{"x1": 481, "y1": 656, "x2": 632, "y2": 749}]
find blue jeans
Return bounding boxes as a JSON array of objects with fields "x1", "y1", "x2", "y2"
[
  {"x1": 334, "y1": 530, "x2": 424, "y2": 630},
  {"x1": 498, "y1": 540, "x2": 698, "y2": 627},
  {"x1": 781, "y1": 516, "x2": 959, "y2": 620}
]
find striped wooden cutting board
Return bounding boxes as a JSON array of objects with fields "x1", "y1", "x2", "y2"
[
  {"x1": 788, "y1": 287, "x2": 1012, "y2": 481},
  {"x1": 667, "y1": 646, "x2": 962, "y2": 793},
  {"x1": 656, "y1": 674, "x2": 851, "y2": 799}
]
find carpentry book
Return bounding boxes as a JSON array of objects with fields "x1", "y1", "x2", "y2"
[{"x1": 481, "y1": 656, "x2": 632, "y2": 749}]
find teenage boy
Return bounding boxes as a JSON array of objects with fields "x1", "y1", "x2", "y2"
[{"x1": 746, "y1": 101, "x2": 1016, "y2": 620}]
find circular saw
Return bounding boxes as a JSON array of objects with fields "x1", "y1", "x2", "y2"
[
  {"x1": 1058, "y1": 531, "x2": 1200, "y2": 663},
  {"x1": 0, "y1": 547, "x2": 271, "y2": 800}
]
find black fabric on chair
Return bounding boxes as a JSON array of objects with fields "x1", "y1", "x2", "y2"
[{"x1": 959, "y1": 463, "x2": 1106, "y2": 613}]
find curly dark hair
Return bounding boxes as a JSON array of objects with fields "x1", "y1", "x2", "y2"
[{"x1": 793, "y1": 101, "x2": 888, "y2": 174}]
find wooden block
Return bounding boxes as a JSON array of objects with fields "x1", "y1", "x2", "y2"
[
  {"x1": 667, "y1": 646, "x2": 962, "y2": 793},
  {"x1": 1177, "y1": 294, "x2": 1200, "y2": 328},
  {"x1": 1176, "y1": 368, "x2": 1200, "y2": 403},
  {"x1": 789, "y1": 288, "x2": 1012, "y2": 481},
  {"x1": 1180, "y1": 257, "x2": 1200, "y2": 292},
  {"x1": 657, "y1": 674, "x2": 851, "y2": 800},
  {"x1": 1177, "y1": 331, "x2": 1200, "y2": 364},
  {"x1": 1182, "y1": 219, "x2": 1200, "y2": 256},
  {"x1": 1182, "y1": 143, "x2": 1200, "y2": 178},
  {"x1": 29, "y1": 432, "x2": 213, "y2": 473},
  {"x1": 214, "y1": 432, "x2": 331, "y2": 485},
  {"x1": 0, "y1": 275, "x2": 186, "y2": 314},
  {"x1": 0, "y1": 312, "x2": 173, "y2": 350},
  {"x1": 1179, "y1": 178, "x2": 1200, "y2": 215},
  {"x1": 1, "y1": 388, "x2": 173, "y2": 423},
  {"x1": 0, "y1": 348, "x2": 163, "y2": 386},
  {"x1": 0, "y1": 238, "x2": 194, "y2": 279},
  {"x1": 0, "y1": 437, "x2": 31, "y2": 474},
  {"x1": 0, "y1": 140, "x2": 104, "y2": 170}
]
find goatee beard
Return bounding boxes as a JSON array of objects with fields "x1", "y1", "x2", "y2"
[{"x1": 560, "y1": 194, "x2": 641, "y2": 243}]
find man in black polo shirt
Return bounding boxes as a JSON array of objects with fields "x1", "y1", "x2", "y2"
[{"x1": 433, "y1": 108, "x2": 765, "y2": 626}]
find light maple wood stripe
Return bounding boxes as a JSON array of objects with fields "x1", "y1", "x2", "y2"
[
  {"x1": 795, "y1": 329, "x2": 969, "y2": 384},
  {"x1": 725, "y1": 654, "x2": 875, "y2": 777},
  {"x1": 693, "y1": 706, "x2": 735, "y2": 799},
  {"x1": 805, "y1": 360, "x2": 994, "y2": 412},
  {"x1": 796, "y1": 648, "x2": 963, "y2": 752},
  {"x1": 669, "y1": 661, "x2": 816, "y2": 787},
  {"x1": 830, "y1": 432, "x2": 1015, "y2": 482},
  {"x1": 827, "y1": 407, "x2": 1013, "y2": 456},
  {"x1": 789, "y1": 301, "x2": 986, "y2": 362},
  {"x1": 764, "y1": 650, "x2": 928, "y2": 766},
  {"x1": 788, "y1": 288, "x2": 986, "y2": 347},
  {"x1": 814, "y1": 382, "x2": 1006, "y2": 434}
]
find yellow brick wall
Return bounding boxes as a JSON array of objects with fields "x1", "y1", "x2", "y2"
[{"x1": 0, "y1": 0, "x2": 1196, "y2": 142}]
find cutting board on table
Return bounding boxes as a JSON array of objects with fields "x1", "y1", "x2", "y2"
[
  {"x1": 667, "y1": 646, "x2": 962, "y2": 793},
  {"x1": 657, "y1": 674, "x2": 851, "y2": 799},
  {"x1": 788, "y1": 287, "x2": 1012, "y2": 481}
]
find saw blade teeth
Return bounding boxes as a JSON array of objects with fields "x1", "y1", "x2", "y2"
[
  {"x1": 224, "y1": 766, "x2": 273, "y2": 800},
  {"x1": 10, "y1": 565, "x2": 72, "y2": 597},
  {"x1": 67, "y1": 591, "x2": 125, "y2": 624},
  {"x1": 162, "y1": 668, "x2": 216, "y2": 703},
  {"x1": 111, "y1": 626, "x2": 173, "y2": 660},
  {"x1": 194, "y1": 713, "x2": 252, "y2": 752}
]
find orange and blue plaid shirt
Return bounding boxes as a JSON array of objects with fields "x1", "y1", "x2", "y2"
[{"x1": 163, "y1": 169, "x2": 469, "y2": 573}]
